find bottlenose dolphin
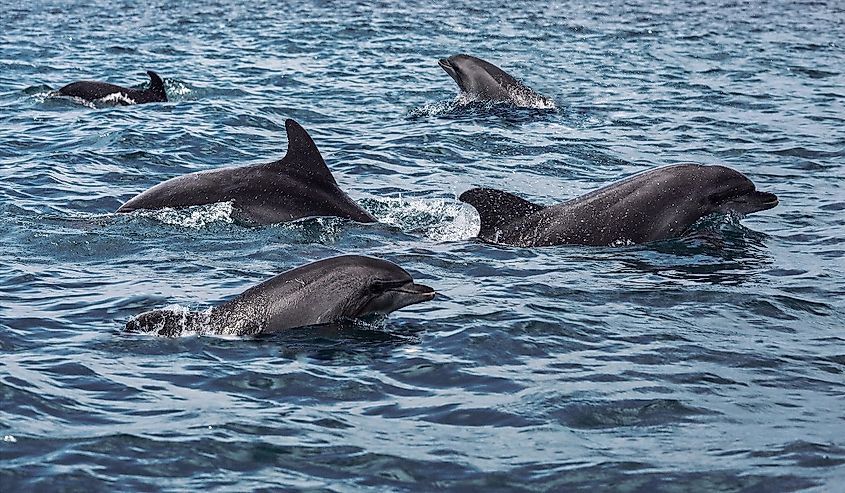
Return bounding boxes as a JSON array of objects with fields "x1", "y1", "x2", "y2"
[
  {"x1": 125, "y1": 255, "x2": 436, "y2": 337},
  {"x1": 459, "y1": 164, "x2": 778, "y2": 247},
  {"x1": 438, "y1": 54, "x2": 552, "y2": 106},
  {"x1": 117, "y1": 119, "x2": 376, "y2": 224},
  {"x1": 55, "y1": 71, "x2": 167, "y2": 104}
]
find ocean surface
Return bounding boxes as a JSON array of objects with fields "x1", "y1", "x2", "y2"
[{"x1": 2, "y1": 0, "x2": 844, "y2": 491}]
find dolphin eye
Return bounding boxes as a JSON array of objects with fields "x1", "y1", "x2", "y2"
[{"x1": 708, "y1": 190, "x2": 736, "y2": 204}]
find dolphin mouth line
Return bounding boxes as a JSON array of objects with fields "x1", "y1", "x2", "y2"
[
  {"x1": 438, "y1": 58, "x2": 453, "y2": 70},
  {"x1": 734, "y1": 191, "x2": 779, "y2": 206},
  {"x1": 391, "y1": 283, "x2": 436, "y2": 300},
  {"x1": 756, "y1": 192, "x2": 779, "y2": 206}
]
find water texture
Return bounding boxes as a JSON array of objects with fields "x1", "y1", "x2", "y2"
[{"x1": 1, "y1": 0, "x2": 844, "y2": 491}]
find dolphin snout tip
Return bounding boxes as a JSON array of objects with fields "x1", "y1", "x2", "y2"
[
  {"x1": 406, "y1": 283, "x2": 436, "y2": 301},
  {"x1": 759, "y1": 191, "x2": 779, "y2": 208}
]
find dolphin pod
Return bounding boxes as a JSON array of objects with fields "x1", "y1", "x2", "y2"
[
  {"x1": 55, "y1": 71, "x2": 168, "y2": 105},
  {"x1": 125, "y1": 255, "x2": 435, "y2": 336},
  {"x1": 117, "y1": 119, "x2": 376, "y2": 225},
  {"x1": 41, "y1": 54, "x2": 780, "y2": 334},
  {"x1": 459, "y1": 164, "x2": 778, "y2": 247}
]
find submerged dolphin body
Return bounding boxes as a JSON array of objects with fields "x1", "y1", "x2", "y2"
[
  {"x1": 438, "y1": 54, "x2": 552, "y2": 106},
  {"x1": 125, "y1": 255, "x2": 436, "y2": 337},
  {"x1": 459, "y1": 164, "x2": 779, "y2": 247},
  {"x1": 56, "y1": 71, "x2": 167, "y2": 104},
  {"x1": 117, "y1": 119, "x2": 376, "y2": 225}
]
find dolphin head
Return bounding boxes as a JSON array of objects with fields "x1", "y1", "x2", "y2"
[
  {"x1": 702, "y1": 166, "x2": 779, "y2": 216},
  {"x1": 438, "y1": 54, "x2": 511, "y2": 99},
  {"x1": 439, "y1": 55, "x2": 471, "y2": 92},
  {"x1": 339, "y1": 256, "x2": 436, "y2": 319},
  {"x1": 278, "y1": 256, "x2": 434, "y2": 324}
]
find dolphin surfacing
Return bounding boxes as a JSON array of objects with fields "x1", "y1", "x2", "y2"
[
  {"x1": 56, "y1": 71, "x2": 167, "y2": 104},
  {"x1": 438, "y1": 54, "x2": 553, "y2": 107},
  {"x1": 125, "y1": 255, "x2": 436, "y2": 337},
  {"x1": 117, "y1": 119, "x2": 376, "y2": 225},
  {"x1": 459, "y1": 164, "x2": 779, "y2": 247}
]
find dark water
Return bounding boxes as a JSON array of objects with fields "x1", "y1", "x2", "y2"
[{"x1": 2, "y1": 0, "x2": 844, "y2": 491}]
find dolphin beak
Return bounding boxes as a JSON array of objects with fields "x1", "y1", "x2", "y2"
[
  {"x1": 438, "y1": 58, "x2": 459, "y2": 80},
  {"x1": 717, "y1": 190, "x2": 779, "y2": 215},
  {"x1": 390, "y1": 282, "x2": 436, "y2": 310},
  {"x1": 737, "y1": 191, "x2": 779, "y2": 210},
  {"x1": 396, "y1": 282, "x2": 436, "y2": 301},
  {"x1": 438, "y1": 58, "x2": 464, "y2": 90},
  {"x1": 757, "y1": 191, "x2": 779, "y2": 207}
]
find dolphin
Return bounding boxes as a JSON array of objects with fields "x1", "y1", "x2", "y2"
[
  {"x1": 55, "y1": 71, "x2": 167, "y2": 104},
  {"x1": 438, "y1": 54, "x2": 552, "y2": 106},
  {"x1": 116, "y1": 119, "x2": 377, "y2": 225},
  {"x1": 125, "y1": 255, "x2": 436, "y2": 337},
  {"x1": 459, "y1": 164, "x2": 779, "y2": 247}
]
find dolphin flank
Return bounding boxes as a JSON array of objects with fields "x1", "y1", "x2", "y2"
[
  {"x1": 55, "y1": 71, "x2": 167, "y2": 104},
  {"x1": 117, "y1": 118, "x2": 376, "y2": 225},
  {"x1": 459, "y1": 164, "x2": 779, "y2": 247},
  {"x1": 125, "y1": 255, "x2": 436, "y2": 337},
  {"x1": 438, "y1": 54, "x2": 552, "y2": 106}
]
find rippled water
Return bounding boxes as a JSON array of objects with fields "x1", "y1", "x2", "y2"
[{"x1": 2, "y1": 0, "x2": 844, "y2": 491}]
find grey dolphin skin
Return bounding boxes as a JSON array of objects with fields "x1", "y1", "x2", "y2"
[
  {"x1": 438, "y1": 54, "x2": 552, "y2": 105},
  {"x1": 459, "y1": 164, "x2": 779, "y2": 247},
  {"x1": 56, "y1": 71, "x2": 167, "y2": 104},
  {"x1": 125, "y1": 255, "x2": 436, "y2": 337},
  {"x1": 117, "y1": 119, "x2": 376, "y2": 225}
]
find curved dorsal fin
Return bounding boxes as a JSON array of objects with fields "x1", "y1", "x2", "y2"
[
  {"x1": 145, "y1": 70, "x2": 167, "y2": 100},
  {"x1": 275, "y1": 119, "x2": 338, "y2": 187},
  {"x1": 459, "y1": 188, "x2": 544, "y2": 238}
]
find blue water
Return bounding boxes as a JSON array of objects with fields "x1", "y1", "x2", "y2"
[{"x1": 2, "y1": 0, "x2": 844, "y2": 491}]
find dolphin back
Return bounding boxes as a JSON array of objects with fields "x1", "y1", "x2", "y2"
[
  {"x1": 142, "y1": 71, "x2": 167, "y2": 102},
  {"x1": 267, "y1": 119, "x2": 376, "y2": 223},
  {"x1": 117, "y1": 119, "x2": 376, "y2": 224}
]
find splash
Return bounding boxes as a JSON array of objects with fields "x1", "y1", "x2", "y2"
[
  {"x1": 365, "y1": 196, "x2": 480, "y2": 241},
  {"x1": 125, "y1": 304, "x2": 204, "y2": 337},
  {"x1": 135, "y1": 202, "x2": 236, "y2": 228},
  {"x1": 124, "y1": 305, "x2": 251, "y2": 338},
  {"x1": 98, "y1": 92, "x2": 137, "y2": 105},
  {"x1": 502, "y1": 88, "x2": 557, "y2": 110},
  {"x1": 410, "y1": 92, "x2": 556, "y2": 117},
  {"x1": 164, "y1": 80, "x2": 193, "y2": 98},
  {"x1": 42, "y1": 91, "x2": 97, "y2": 108},
  {"x1": 407, "y1": 100, "x2": 462, "y2": 117}
]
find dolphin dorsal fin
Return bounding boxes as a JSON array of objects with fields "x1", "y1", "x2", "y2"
[
  {"x1": 275, "y1": 119, "x2": 338, "y2": 187},
  {"x1": 146, "y1": 71, "x2": 166, "y2": 99},
  {"x1": 459, "y1": 188, "x2": 544, "y2": 238}
]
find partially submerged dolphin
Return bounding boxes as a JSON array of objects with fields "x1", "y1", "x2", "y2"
[
  {"x1": 55, "y1": 71, "x2": 167, "y2": 104},
  {"x1": 125, "y1": 255, "x2": 436, "y2": 337},
  {"x1": 459, "y1": 164, "x2": 779, "y2": 247},
  {"x1": 117, "y1": 119, "x2": 376, "y2": 224},
  {"x1": 438, "y1": 54, "x2": 552, "y2": 106}
]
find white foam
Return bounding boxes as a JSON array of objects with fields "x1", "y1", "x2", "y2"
[
  {"x1": 408, "y1": 100, "x2": 461, "y2": 117},
  {"x1": 369, "y1": 196, "x2": 480, "y2": 242},
  {"x1": 138, "y1": 202, "x2": 235, "y2": 228},
  {"x1": 411, "y1": 90, "x2": 556, "y2": 115},
  {"x1": 47, "y1": 92, "x2": 97, "y2": 108},
  {"x1": 99, "y1": 92, "x2": 136, "y2": 105},
  {"x1": 504, "y1": 87, "x2": 557, "y2": 110},
  {"x1": 166, "y1": 81, "x2": 191, "y2": 97}
]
